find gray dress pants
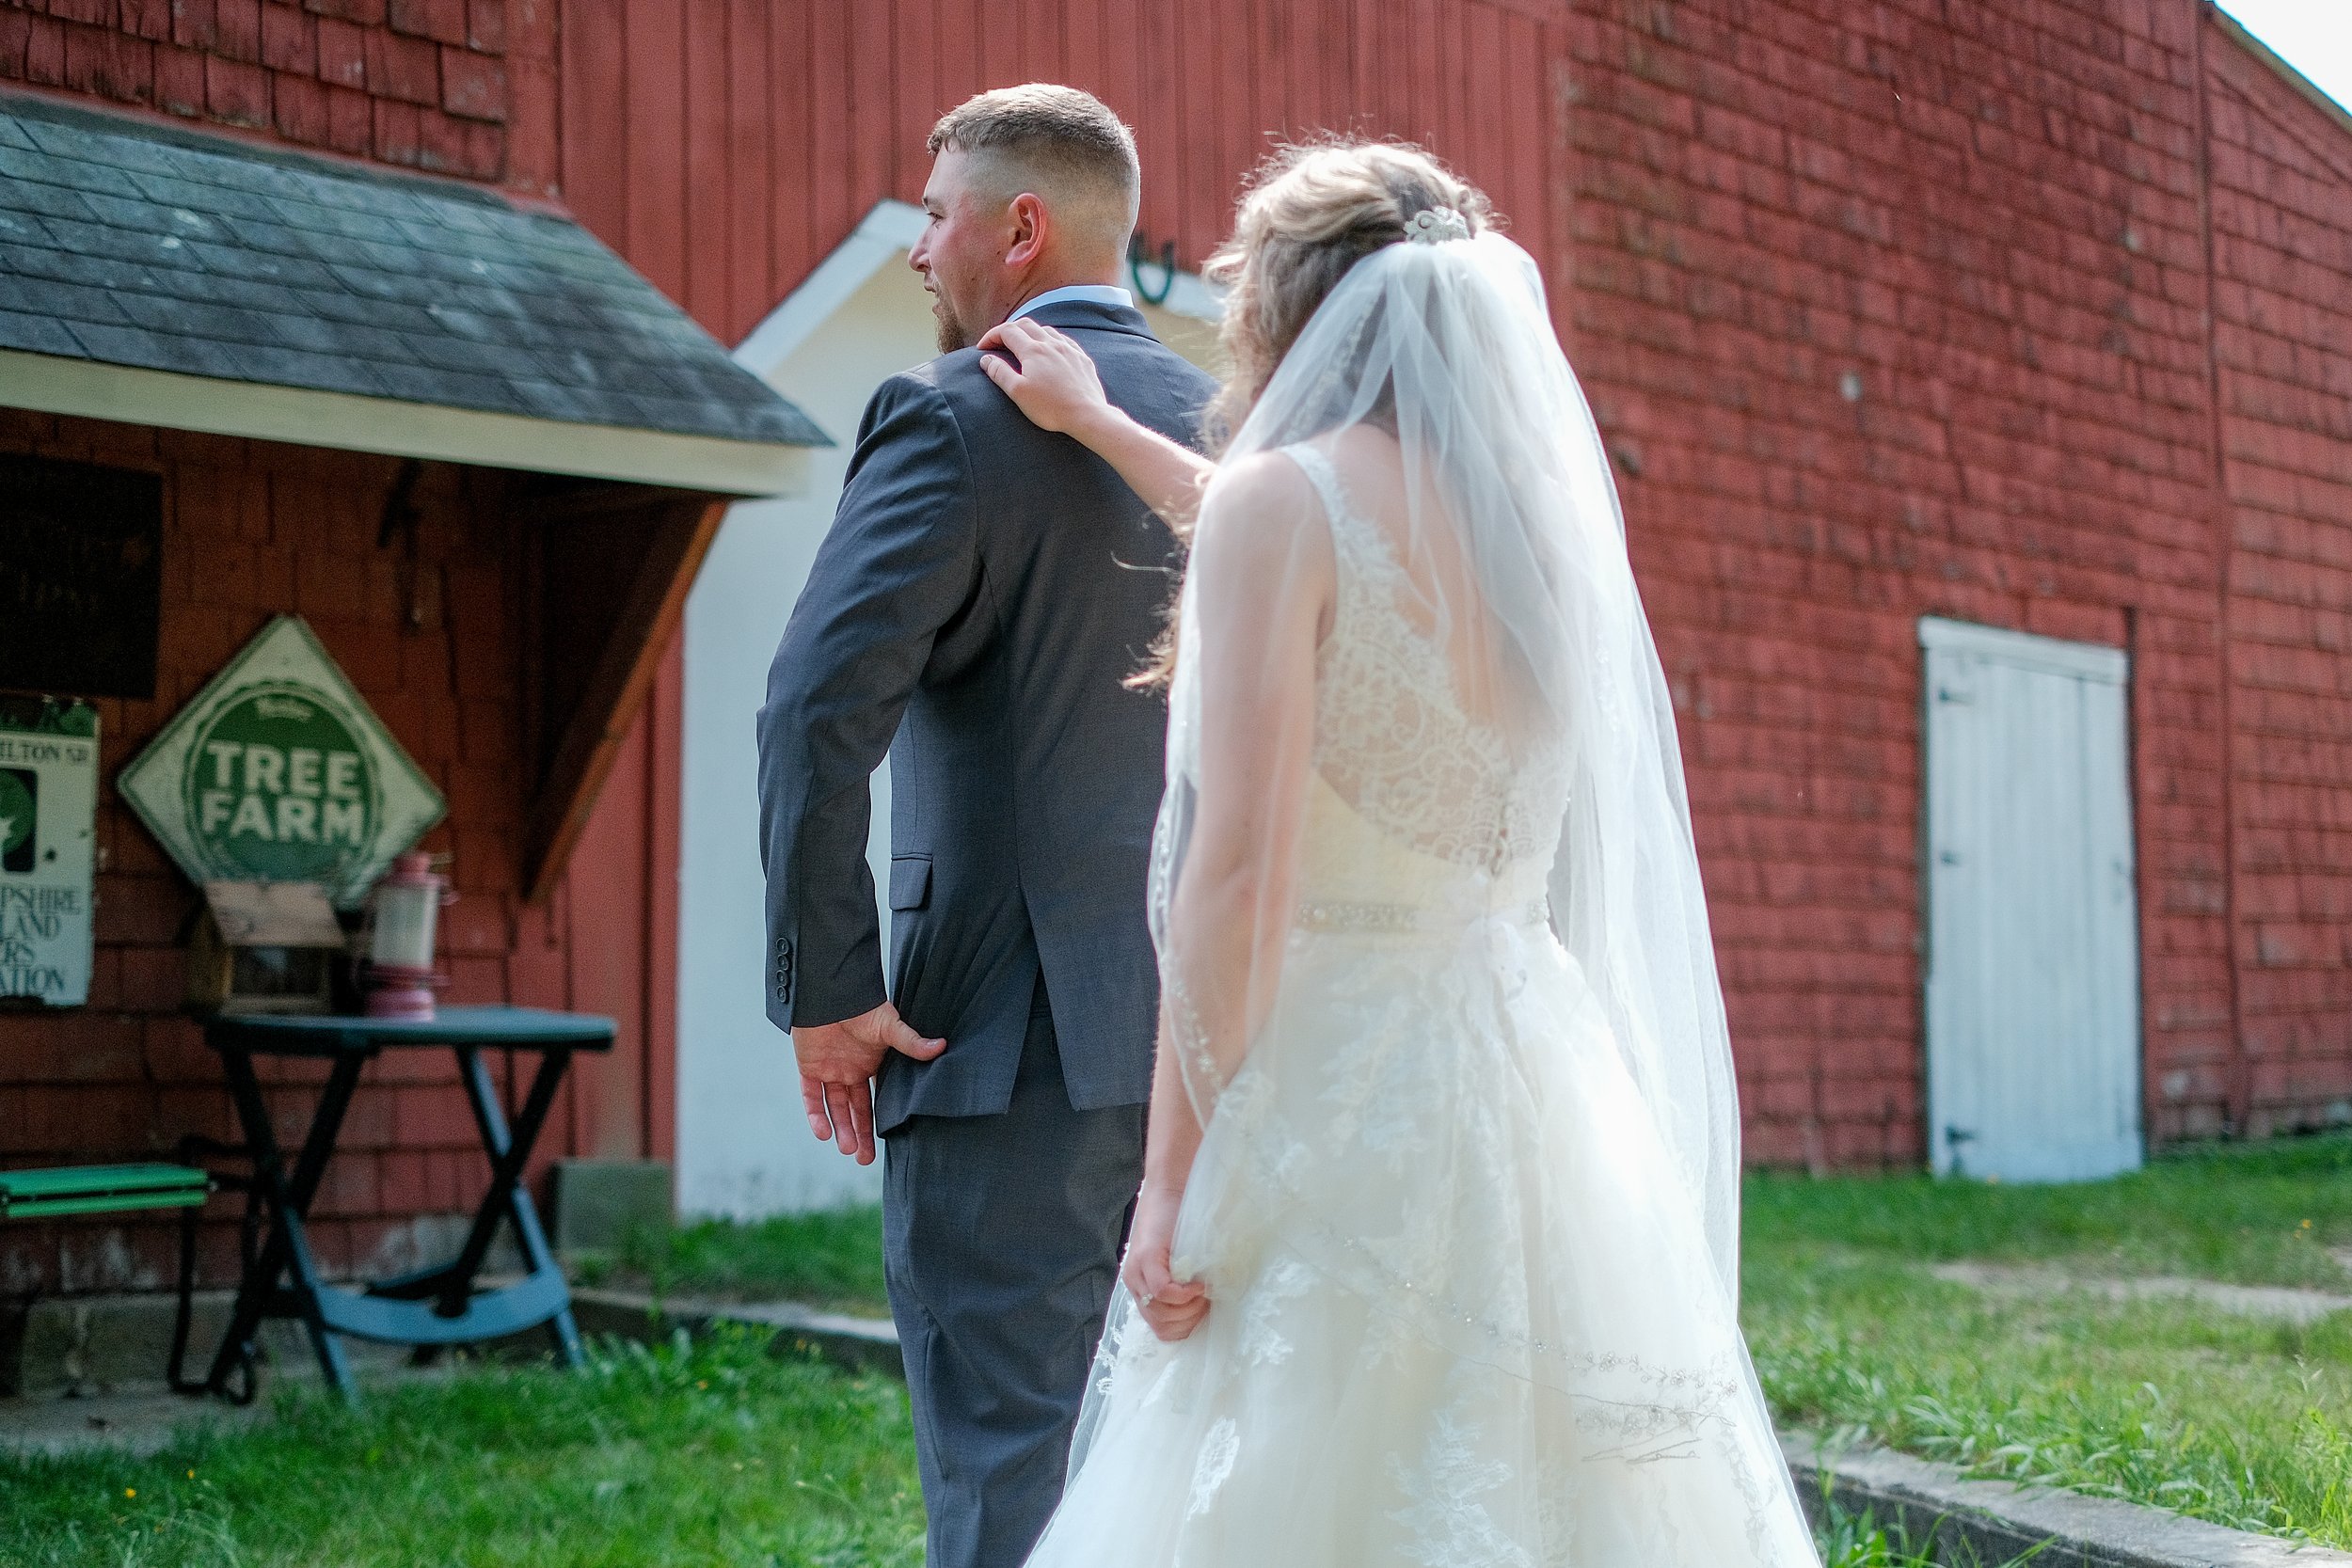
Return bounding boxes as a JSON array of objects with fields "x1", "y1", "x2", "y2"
[{"x1": 882, "y1": 983, "x2": 1146, "y2": 1568}]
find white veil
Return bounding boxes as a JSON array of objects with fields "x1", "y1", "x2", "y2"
[
  {"x1": 1042, "y1": 210, "x2": 1821, "y2": 1568},
  {"x1": 1147, "y1": 222, "x2": 1745, "y2": 1300}
]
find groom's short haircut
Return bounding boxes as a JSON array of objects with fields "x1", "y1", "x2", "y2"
[{"x1": 929, "y1": 85, "x2": 1141, "y2": 245}]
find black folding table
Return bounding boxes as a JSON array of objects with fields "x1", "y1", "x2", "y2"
[{"x1": 189, "y1": 1005, "x2": 614, "y2": 1401}]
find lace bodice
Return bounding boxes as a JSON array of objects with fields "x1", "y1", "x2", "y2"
[{"x1": 1286, "y1": 443, "x2": 1568, "y2": 904}]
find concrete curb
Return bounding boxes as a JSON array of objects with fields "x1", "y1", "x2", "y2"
[
  {"x1": 0, "y1": 1289, "x2": 420, "y2": 1397},
  {"x1": 1784, "y1": 1432, "x2": 2352, "y2": 1568},
  {"x1": 567, "y1": 1288, "x2": 903, "y2": 1380}
]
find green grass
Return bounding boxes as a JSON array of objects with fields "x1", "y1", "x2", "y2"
[
  {"x1": 0, "y1": 1329, "x2": 924, "y2": 1568},
  {"x1": 1812, "y1": 1493, "x2": 2049, "y2": 1568},
  {"x1": 607, "y1": 1137, "x2": 2352, "y2": 1315},
  {"x1": 576, "y1": 1206, "x2": 892, "y2": 1318},
  {"x1": 1745, "y1": 1133, "x2": 2352, "y2": 1290},
  {"x1": 0, "y1": 1331, "x2": 2016, "y2": 1568},
  {"x1": 30, "y1": 1137, "x2": 2322, "y2": 1565},
  {"x1": 1744, "y1": 1134, "x2": 2352, "y2": 1548},
  {"x1": 580, "y1": 1142, "x2": 2352, "y2": 1544}
]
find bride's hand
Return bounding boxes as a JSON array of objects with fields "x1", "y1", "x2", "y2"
[
  {"x1": 977, "y1": 318, "x2": 1114, "y2": 436},
  {"x1": 1120, "y1": 1180, "x2": 1208, "y2": 1341}
]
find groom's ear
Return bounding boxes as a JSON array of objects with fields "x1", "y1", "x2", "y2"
[{"x1": 1004, "y1": 191, "x2": 1050, "y2": 267}]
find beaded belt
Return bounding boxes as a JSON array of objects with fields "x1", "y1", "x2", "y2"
[{"x1": 1295, "y1": 897, "x2": 1550, "y2": 933}]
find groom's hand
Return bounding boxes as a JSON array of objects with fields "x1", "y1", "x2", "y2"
[{"x1": 792, "y1": 1002, "x2": 945, "y2": 1166}]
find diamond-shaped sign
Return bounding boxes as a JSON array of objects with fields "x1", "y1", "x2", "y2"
[{"x1": 119, "y1": 616, "x2": 444, "y2": 908}]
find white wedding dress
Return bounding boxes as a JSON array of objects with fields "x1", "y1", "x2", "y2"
[
  {"x1": 1022, "y1": 442, "x2": 1818, "y2": 1567},
  {"x1": 1023, "y1": 225, "x2": 1820, "y2": 1568}
]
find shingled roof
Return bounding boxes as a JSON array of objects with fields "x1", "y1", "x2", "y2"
[{"x1": 0, "y1": 93, "x2": 824, "y2": 493}]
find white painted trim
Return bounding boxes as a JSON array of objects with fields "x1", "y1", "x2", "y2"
[
  {"x1": 731, "y1": 198, "x2": 1225, "y2": 379},
  {"x1": 0, "y1": 349, "x2": 813, "y2": 497},
  {"x1": 1918, "y1": 616, "x2": 2127, "y2": 685}
]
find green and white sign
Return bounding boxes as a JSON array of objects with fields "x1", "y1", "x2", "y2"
[
  {"x1": 119, "y1": 616, "x2": 444, "y2": 908},
  {"x1": 0, "y1": 701, "x2": 99, "y2": 1006}
]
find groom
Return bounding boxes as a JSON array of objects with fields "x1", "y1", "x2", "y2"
[{"x1": 756, "y1": 85, "x2": 1216, "y2": 1567}]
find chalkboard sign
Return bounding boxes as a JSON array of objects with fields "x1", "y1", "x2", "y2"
[{"x1": 0, "y1": 454, "x2": 163, "y2": 700}]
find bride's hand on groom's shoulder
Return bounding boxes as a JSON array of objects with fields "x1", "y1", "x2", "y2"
[
  {"x1": 1122, "y1": 1180, "x2": 1210, "y2": 1341},
  {"x1": 977, "y1": 318, "x2": 1111, "y2": 437}
]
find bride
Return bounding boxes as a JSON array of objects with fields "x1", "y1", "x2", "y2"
[{"x1": 976, "y1": 141, "x2": 1820, "y2": 1568}]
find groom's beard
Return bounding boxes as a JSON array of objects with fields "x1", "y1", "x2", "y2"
[{"x1": 932, "y1": 294, "x2": 971, "y2": 354}]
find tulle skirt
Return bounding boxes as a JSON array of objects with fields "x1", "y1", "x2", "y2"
[{"x1": 1024, "y1": 918, "x2": 1820, "y2": 1568}]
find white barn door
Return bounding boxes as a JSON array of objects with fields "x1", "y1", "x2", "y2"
[{"x1": 1920, "y1": 617, "x2": 2141, "y2": 1182}]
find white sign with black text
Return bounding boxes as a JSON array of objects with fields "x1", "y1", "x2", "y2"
[{"x1": 0, "y1": 704, "x2": 99, "y2": 1006}]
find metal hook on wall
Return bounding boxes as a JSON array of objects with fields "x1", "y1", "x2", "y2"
[{"x1": 1128, "y1": 233, "x2": 1177, "y2": 307}]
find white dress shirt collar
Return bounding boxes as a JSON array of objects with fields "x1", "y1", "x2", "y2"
[{"x1": 1008, "y1": 283, "x2": 1135, "y2": 322}]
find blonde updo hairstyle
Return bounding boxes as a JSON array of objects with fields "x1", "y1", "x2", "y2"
[
  {"x1": 1200, "y1": 139, "x2": 1493, "y2": 450},
  {"x1": 1130, "y1": 141, "x2": 1494, "y2": 690}
]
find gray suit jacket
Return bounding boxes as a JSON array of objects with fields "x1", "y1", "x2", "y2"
[{"x1": 757, "y1": 299, "x2": 1217, "y2": 1133}]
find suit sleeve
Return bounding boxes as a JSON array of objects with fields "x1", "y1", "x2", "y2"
[{"x1": 756, "y1": 372, "x2": 979, "y2": 1030}]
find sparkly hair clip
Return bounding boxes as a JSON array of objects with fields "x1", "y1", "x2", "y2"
[{"x1": 1404, "y1": 206, "x2": 1471, "y2": 245}]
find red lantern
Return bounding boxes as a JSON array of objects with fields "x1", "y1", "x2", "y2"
[{"x1": 361, "y1": 851, "x2": 451, "y2": 1021}]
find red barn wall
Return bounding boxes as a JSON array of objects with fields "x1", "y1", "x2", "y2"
[
  {"x1": 546, "y1": 0, "x2": 2349, "y2": 1169},
  {"x1": 532, "y1": 0, "x2": 1561, "y2": 353},
  {"x1": 2201, "y1": 24, "x2": 2352, "y2": 1137},
  {"x1": 0, "y1": 0, "x2": 2345, "y2": 1258},
  {"x1": 1554, "y1": 0, "x2": 2247, "y2": 1164}
]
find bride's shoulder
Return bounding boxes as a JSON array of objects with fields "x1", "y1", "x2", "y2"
[
  {"x1": 1211, "y1": 445, "x2": 1313, "y2": 500},
  {"x1": 1191, "y1": 448, "x2": 1337, "y2": 584}
]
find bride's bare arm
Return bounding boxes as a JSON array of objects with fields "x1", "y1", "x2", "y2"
[
  {"x1": 1163, "y1": 470, "x2": 1327, "y2": 1087},
  {"x1": 1121, "y1": 1021, "x2": 1207, "y2": 1340},
  {"x1": 977, "y1": 317, "x2": 1217, "y2": 534},
  {"x1": 1119, "y1": 453, "x2": 1331, "y2": 1341}
]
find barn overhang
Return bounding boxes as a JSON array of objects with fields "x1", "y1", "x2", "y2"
[
  {"x1": 0, "y1": 91, "x2": 833, "y2": 899},
  {"x1": 0, "y1": 92, "x2": 826, "y2": 495}
]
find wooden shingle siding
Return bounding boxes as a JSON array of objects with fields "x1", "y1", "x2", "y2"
[
  {"x1": 2203, "y1": 15, "x2": 2352, "y2": 1138},
  {"x1": 0, "y1": 0, "x2": 513, "y2": 178}
]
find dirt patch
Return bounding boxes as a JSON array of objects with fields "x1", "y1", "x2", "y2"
[{"x1": 1931, "y1": 1260, "x2": 2352, "y2": 1324}]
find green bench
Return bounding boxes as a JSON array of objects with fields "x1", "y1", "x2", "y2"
[
  {"x1": 0, "y1": 1164, "x2": 213, "y2": 1220},
  {"x1": 2, "y1": 1161, "x2": 226, "y2": 1397}
]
